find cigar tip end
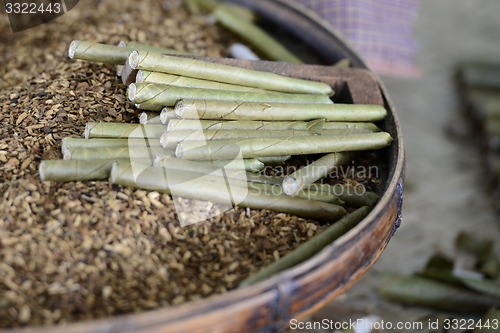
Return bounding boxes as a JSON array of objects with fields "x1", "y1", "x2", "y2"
[
  {"x1": 160, "y1": 132, "x2": 169, "y2": 148},
  {"x1": 139, "y1": 112, "x2": 148, "y2": 125},
  {"x1": 136, "y1": 70, "x2": 144, "y2": 83},
  {"x1": 117, "y1": 40, "x2": 127, "y2": 47},
  {"x1": 128, "y1": 83, "x2": 137, "y2": 102},
  {"x1": 282, "y1": 177, "x2": 299, "y2": 196},
  {"x1": 84, "y1": 123, "x2": 91, "y2": 139},
  {"x1": 38, "y1": 161, "x2": 46, "y2": 182},
  {"x1": 128, "y1": 50, "x2": 140, "y2": 69},
  {"x1": 68, "y1": 40, "x2": 77, "y2": 59},
  {"x1": 175, "y1": 144, "x2": 183, "y2": 158}
]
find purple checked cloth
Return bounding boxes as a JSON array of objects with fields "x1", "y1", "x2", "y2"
[{"x1": 295, "y1": 0, "x2": 421, "y2": 77}]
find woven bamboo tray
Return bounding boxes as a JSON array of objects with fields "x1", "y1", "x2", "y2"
[{"x1": 4, "y1": 1, "x2": 404, "y2": 332}]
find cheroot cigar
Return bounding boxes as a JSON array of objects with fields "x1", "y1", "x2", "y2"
[
  {"x1": 176, "y1": 132, "x2": 393, "y2": 160},
  {"x1": 239, "y1": 206, "x2": 371, "y2": 286},
  {"x1": 136, "y1": 71, "x2": 265, "y2": 92},
  {"x1": 128, "y1": 51, "x2": 333, "y2": 95},
  {"x1": 166, "y1": 119, "x2": 381, "y2": 132},
  {"x1": 175, "y1": 100, "x2": 387, "y2": 122},
  {"x1": 127, "y1": 83, "x2": 333, "y2": 107},
  {"x1": 139, "y1": 112, "x2": 164, "y2": 125}
]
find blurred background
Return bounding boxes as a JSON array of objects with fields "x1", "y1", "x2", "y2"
[{"x1": 301, "y1": 0, "x2": 500, "y2": 330}]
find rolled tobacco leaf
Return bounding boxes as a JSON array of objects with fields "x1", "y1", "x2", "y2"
[
  {"x1": 213, "y1": 4, "x2": 302, "y2": 64},
  {"x1": 111, "y1": 161, "x2": 346, "y2": 222},
  {"x1": 128, "y1": 51, "x2": 333, "y2": 95},
  {"x1": 283, "y1": 153, "x2": 352, "y2": 195},
  {"x1": 248, "y1": 182, "x2": 343, "y2": 205},
  {"x1": 136, "y1": 70, "x2": 265, "y2": 92},
  {"x1": 85, "y1": 122, "x2": 166, "y2": 139},
  {"x1": 240, "y1": 206, "x2": 371, "y2": 287},
  {"x1": 378, "y1": 274, "x2": 500, "y2": 314},
  {"x1": 175, "y1": 100, "x2": 387, "y2": 122},
  {"x1": 166, "y1": 119, "x2": 381, "y2": 132},
  {"x1": 128, "y1": 83, "x2": 333, "y2": 108},
  {"x1": 176, "y1": 132, "x2": 393, "y2": 160}
]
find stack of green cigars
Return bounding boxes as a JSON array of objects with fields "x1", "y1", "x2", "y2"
[{"x1": 41, "y1": 39, "x2": 393, "y2": 225}]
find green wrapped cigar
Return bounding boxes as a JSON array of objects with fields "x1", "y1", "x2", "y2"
[
  {"x1": 154, "y1": 156, "x2": 280, "y2": 185},
  {"x1": 127, "y1": 83, "x2": 333, "y2": 108},
  {"x1": 128, "y1": 51, "x2": 332, "y2": 95},
  {"x1": 213, "y1": 4, "x2": 302, "y2": 64},
  {"x1": 175, "y1": 100, "x2": 387, "y2": 122},
  {"x1": 64, "y1": 146, "x2": 173, "y2": 161},
  {"x1": 240, "y1": 206, "x2": 371, "y2": 286},
  {"x1": 160, "y1": 108, "x2": 176, "y2": 125},
  {"x1": 122, "y1": 41, "x2": 192, "y2": 56},
  {"x1": 486, "y1": 120, "x2": 500, "y2": 136},
  {"x1": 248, "y1": 182, "x2": 343, "y2": 205},
  {"x1": 85, "y1": 122, "x2": 166, "y2": 139},
  {"x1": 111, "y1": 162, "x2": 346, "y2": 222},
  {"x1": 160, "y1": 129, "x2": 372, "y2": 148},
  {"x1": 61, "y1": 137, "x2": 161, "y2": 155},
  {"x1": 134, "y1": 100, "x2": 165, "y2": 112},
  {"x1": 39, "y1": 159, "x2": 151, "y2": 182},
  {"x1": 136, "y1": 71, "x2": 265, "y2": 92},
  {"x1": 306, "y1": 183, "x2": 379, "y2": 208},
  {"x1": 176, "y1": 132, "x2": 393, "y2": 160},
  {"x1": 201, "y1": 158, "x2": 266, "y2": 173},
  {"x1": 68, "y1": 40, "x2": 188, "y2": 65},
  {"x1": 379, "y1": 274, "x2": 500, "y2": 314},
  {"x1": 283, "y1": 153, "x2": 352, "y2": 195},
  {"x1": 166, "y1": 119, "x2": 381, "y2": 132},
  {"x1": 473, "y1": 308, "x2": 500, "y2": 333}
]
